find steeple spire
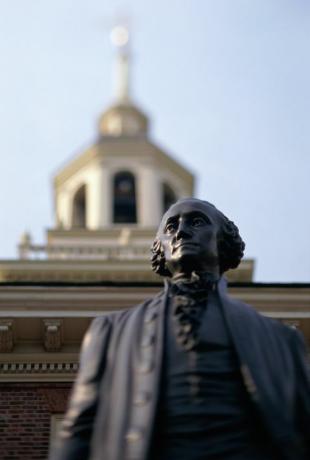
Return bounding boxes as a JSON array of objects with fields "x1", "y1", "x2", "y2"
[
  {"x1": 98, "y1": 23, "x2": 149, "y2": 137},
  {"x1": 110, "y1": 25, "x2": 130, "y2": 103}
]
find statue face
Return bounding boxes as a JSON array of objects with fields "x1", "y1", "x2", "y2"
[{"x1": 158, "y1": 199, "x2": 221, "y2": 277}]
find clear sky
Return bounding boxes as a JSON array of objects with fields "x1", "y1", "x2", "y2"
[{"x1": 0, "y1": 0, "x2": 309, "y2": 282}]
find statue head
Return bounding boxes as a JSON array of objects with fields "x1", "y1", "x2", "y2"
[{"x1": 151, "y1": 198, "x2": 245, "y2": 279}]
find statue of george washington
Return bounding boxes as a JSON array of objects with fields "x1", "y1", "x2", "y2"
[{"x1": 51, "y1": 198, "x2": 310, "y2": 460}]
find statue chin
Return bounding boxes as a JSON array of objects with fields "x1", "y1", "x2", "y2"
[
  {"x1": 167, "y1": 252, "x2": 219, "y2": 280},
  {"x1": 171, "y1": 270, "x2": 220, "y2": 285}
]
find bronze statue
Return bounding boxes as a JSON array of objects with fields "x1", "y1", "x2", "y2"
[{"x1": 51, "y1": 198, "x2": 310, "y2": 460}]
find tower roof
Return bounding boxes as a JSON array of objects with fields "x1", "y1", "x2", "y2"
[{"x1": 98, "y1": 102, "x2": 149, "y2": 137}]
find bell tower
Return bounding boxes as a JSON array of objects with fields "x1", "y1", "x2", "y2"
[
  {"x1": 14, "y1": 25, "x2": 196, "y2": 281},
  {"x1": 11, "y1": 26, "x2": 254, "y2": 282},
  {"x1": 53, "y1": 25, "x2": 194, "y2": 234}
]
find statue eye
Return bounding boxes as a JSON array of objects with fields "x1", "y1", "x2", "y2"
[
  {"x1": 165, "y1": 222, "x2": 177, "y2": 233},
  {"x1": 192, "y1": 217, "x2": 206, "y2": 227}
]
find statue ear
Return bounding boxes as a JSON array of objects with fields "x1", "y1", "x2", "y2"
[{"x1": 151, "y1": 237, "x2": 161, "y2": 255}]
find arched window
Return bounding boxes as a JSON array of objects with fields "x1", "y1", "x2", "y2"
[
  {"x1": 113, "y1": 171, "x2": 137, "y2": 223},
  {"x1": 72, "y1": 185, "x2": 86, "y2": 228},
  {"x1": 162, "y1": 183, "x2": 177, "y2": 213}
]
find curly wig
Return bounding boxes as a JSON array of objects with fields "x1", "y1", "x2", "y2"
[
  {"x1": 216, "y1": 215, "x2": 245, "y2": 274},
  {"x1": 150, "y1": 200, "x2": 245, "y2": 277}
]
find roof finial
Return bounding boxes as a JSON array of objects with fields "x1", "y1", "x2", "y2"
[{"x1": 110, "y1": 24, "x2": 131, "y2": 103}]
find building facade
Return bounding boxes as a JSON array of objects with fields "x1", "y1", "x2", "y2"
[{"x1": 0, "y1": 30, "x2": 309, "y2": 460}]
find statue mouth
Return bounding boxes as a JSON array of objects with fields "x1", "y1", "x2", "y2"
[{"x1": 173, "y1": 242, "x2": 199, "y2": 252}]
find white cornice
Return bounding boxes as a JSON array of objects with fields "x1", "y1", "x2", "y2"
[
  {"x1": 0, "y1": 259, "x2": 254, "y2": 283},
  {"x1": 0, "y1": 361, "x2": 78, "y2": 382}
]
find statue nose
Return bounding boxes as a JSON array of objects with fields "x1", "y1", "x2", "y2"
[{"x1": 175, "y1": 222, "x2": 191, "y2": 239}]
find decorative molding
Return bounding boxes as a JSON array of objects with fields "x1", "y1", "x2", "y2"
[
  {"x1": 0, "y1": 319, "x2": 14, "y2": 352},
  {"x1": 24, "y1": 243, "x2": 152, "y2": 261},
  {"x1": 53, "y1": 139, "x2": 194, "y2": 190},
  {"x1": 47, "y1": 227, "x2": 156, "y2": 238},
  {"x1": 0, "y1": 362, "x2": 78, "y2": 374},
  {"x1": 43, "y1": 319, "x2": 63, "y2": 351},
  {"x1": 0, "y1": 285, "x2": 310, "y2": 315},
  {"x1": 0, "y1": 259, "x2": 254, "y2": 282}
]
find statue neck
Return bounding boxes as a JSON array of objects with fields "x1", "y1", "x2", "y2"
[{"x1": 168, "y1": 271, "x2": 220, "y2": 299}]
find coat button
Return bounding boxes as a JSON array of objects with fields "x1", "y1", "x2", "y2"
[
  {"x1": 134, "y1": 391, "x2": 150, "y2": 406},
  {"x1": 141, "y1": 334, "x2": 155, "y2": 347},
  {"x1": 138, "y1": 361, "x2": 153, "y2": 374},
  {"x1": 144, "y1": 310, "x2": 158, "y2": 324},
  {"x1": 240, "y1": 364, "x2": 257, "y2": 396},
  {"x1": 125, "y1": 429, "x2": 142, "y2": 443}
]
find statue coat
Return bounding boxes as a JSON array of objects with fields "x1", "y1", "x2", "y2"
[{"x1": 52, "y1": 278, "x2": 310, "y2": 460}]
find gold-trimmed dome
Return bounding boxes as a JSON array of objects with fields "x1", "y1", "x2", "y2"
[{"x1": 98, "y1": 103, "x2": 149, "y2": 137}]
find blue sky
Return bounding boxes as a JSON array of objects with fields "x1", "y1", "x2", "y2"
[{"x1": 0, "y1": 1, "x2": 309, "y2": 281}]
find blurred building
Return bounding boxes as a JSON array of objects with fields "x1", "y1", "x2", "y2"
[{"x1": 0, "y1": 29, "x2": 309, "y2": 460}]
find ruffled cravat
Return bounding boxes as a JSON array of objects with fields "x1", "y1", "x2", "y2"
[{"x1": 168, "y1": 272, "x2": 218, "y2": 351}]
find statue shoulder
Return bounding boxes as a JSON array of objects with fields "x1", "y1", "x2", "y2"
[
  {"x1": 223, "y1": 292, "x2": 293, "y2": 336},
  {"x1": 89, "y1": 290, "x2": 165, "y2": 330}
]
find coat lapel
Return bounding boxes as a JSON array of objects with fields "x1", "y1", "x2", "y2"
[{"x1": 124, "y1": 289, "x2": 168, "y2": 460}]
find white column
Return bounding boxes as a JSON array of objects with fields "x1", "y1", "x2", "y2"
[
  {"x1": 138, "y1": 166, "x2": 161, "y2": 227},
  {"x1": 85, "y1": 165, "x2": 112, "y2": 229},
  {"x1": 86, "y1": 167, "x2": 102, "y2": 229},
  {"x1": 99, "y1": 166, "x2": 111, "y2": 227},
  {"x1": 57, "y1": 190, "x2": 72, "y2": 229}
]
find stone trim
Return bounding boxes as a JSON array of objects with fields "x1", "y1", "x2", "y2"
[
  {"x1": 43, "y1": 319, "x2": 63, "y2": 351},
  {"x1": 0, "y1": 319, "x2": 14, "y2": 352},
  {"x1": 0, "y1": 362, "x2": 78, "y2": 374},
  {"x1": 0, "y1": 259, "x2": 254, "y2": 282}
]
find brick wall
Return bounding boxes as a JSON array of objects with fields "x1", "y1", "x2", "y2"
[{"x1": 0, "y1": 383, "x2": 71, "y2": 460}]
